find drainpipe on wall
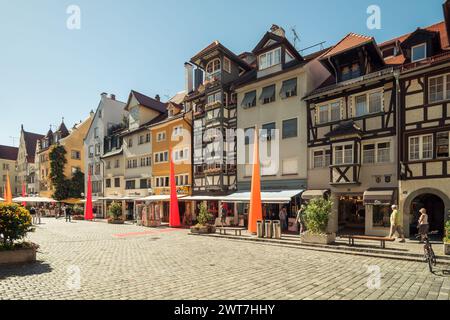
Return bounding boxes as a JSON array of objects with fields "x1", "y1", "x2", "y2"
[{"x1": 394, "y1": 69, "x2": 401, "y2": 209}]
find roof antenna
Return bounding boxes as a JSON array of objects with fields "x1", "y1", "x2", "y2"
[{"x1": 290, "y1": 26, "x2": 300, "y2": 50}]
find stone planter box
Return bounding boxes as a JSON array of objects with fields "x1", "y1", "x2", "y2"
[
  {"x1": 108, "y1": 219, "x2": 125, "y2": 225},
  {"x1": 0, "y1": 245, "x2": 37, "y2": 265},
  {"x1": 190, "y1": 225, "x2": 216, "y2": 234},
  {"x1": 444, "y1": 243, "x2": 450, "y2": 255},
  {"x1": 300, "y1": 232, "x2": 336, "y2": 245}
]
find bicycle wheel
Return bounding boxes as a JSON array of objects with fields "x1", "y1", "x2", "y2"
[
  {"x1": 424, "y1": 247, "x2": 433, "y2": 272},
  {"x1": 430, "y1": 248, "x2": 437, "y2": 266}
]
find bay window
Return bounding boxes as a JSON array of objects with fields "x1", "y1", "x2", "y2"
[
  {"x1": 206, "y1": 59, "x2": 221, "y2": 80},
  {"x1": 334, "y1": 144, "x2": 353, "y2": 165}
]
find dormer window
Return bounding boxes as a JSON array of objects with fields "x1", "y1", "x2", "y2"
[
  {"x1": 341, "y1": 63, "x2": 361, "y2": 81},
  {"x1": 259, "y1": 47, "x2": 281, "y2": 70},
  {"x1": 206, "y1": 59, "x2": 221, "y2": 80},
  {"x1": 411, "y1": 43, "x2": 427, "y2": 62}
]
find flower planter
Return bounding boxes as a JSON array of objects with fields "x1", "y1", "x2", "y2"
[
  {"x1": 444, "y1": 243, "x2": 450, "y2": 255},
  {"x1": 190, "y1": 225, "x2": 216, "y2": 234},
  {"x1": 300, "y1": 231, "x2": 336, "y2": 245},
  {"x1": 72, "y1": 215, "x2": 85, "y2": 221},
  {"x1": 0, "y1": 245, "x2": 37, "y2": 265},
  {"x1": 108, "y1": 219, "x2": 125, "y2": 225}
]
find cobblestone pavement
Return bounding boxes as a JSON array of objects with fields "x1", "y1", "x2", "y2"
[{"x1": 0, "y1": 218, "x2": 449, "y2": 300}]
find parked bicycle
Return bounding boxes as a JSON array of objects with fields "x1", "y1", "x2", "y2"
[{"x1": 416, "y1": 231, "x2": 439, "y2": 272}]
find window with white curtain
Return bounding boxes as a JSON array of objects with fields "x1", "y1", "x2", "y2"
[
  {"x1": 258, "y1": 47, "x2": 281, "y2": 70},
  {"x1": 409, "y1": 135, "x2": 433, "y2": 161}
]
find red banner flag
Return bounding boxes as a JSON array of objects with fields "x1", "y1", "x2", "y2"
[
  {"x1": 84, "y1": 172, "x2": 94, "y2": 221},
  {"x1": 169, "y1": 149, "x2": 181, "y2": 228}
]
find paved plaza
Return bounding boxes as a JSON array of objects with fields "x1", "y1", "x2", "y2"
[{"x1": 0, "y1": 218, "x2": 449, "y2": 300}]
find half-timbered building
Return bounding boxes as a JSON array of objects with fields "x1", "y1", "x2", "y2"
[
  {"x1": 397, "y1": 1, "x2": 450, "y2": 237},
  {"x1": 184, "y1": 40, "x2": 252, "y2": 216},
  {"x1": 304, "y1": 33, "x2": 399, "y2": 236}
]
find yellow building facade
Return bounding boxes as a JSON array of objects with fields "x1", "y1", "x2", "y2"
[{"x1": 37, "y1": 115, "x2": 93, "y2": 198}]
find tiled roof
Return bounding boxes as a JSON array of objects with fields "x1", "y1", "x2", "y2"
[
  {"x1": 169, "y1": 91, "x2": 187, "y2": 105},
  {"x1": 0, "y1": 145, "x2": 18, "y2": 161},
  {"x1": 321, "y1": 33, "x2": 374, "y2": 59},
  {"x1": 130, "y1": 90, "x2": 167, "y2": 113},
  {"x1": 380, "y1": 21, "x2": 448, "y2": 49},
  {"x1": 23, "y1": 130, "x2": 44, "y2": 163}
]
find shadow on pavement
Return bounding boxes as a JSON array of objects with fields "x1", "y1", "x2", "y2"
[{"x1": 0, "y1": 261, "x2": 53, "y2": 280}]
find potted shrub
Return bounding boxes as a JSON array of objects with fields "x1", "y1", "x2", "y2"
[
  {"x1": 301, "y1": 197, "x2": 336, "y2": 245},
  {"x1": 0, "y1": 203, "x2": 38, "y2": 265},
  {"x1": 72, "y1": 205, "x2": 85, "y2": 220},
  {"x1": 108, "y1": 201, "x2": 124, "y2": 224},
  {"x1": 190, "y1": 202, "x2": 216, "y2": 234},
  {"x1": 444, "y1": 220, "x2": 450, "y2": 255}
]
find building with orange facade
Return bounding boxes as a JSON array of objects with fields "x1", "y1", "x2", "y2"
[{"x1": 148, "y1": 93, "x2": 192, "y2": 223}]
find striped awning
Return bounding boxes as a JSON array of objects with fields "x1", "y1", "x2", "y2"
[{"x1": 363, "y1": 189, "x2": 395, "y2": 205}]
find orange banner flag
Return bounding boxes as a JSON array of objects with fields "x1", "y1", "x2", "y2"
[
  {"x1": 5, "y1": 172, "x2": 13, "y2": 204},
  {"x1": 248, "y1": 127, "x2": 262, "y2": 234}
]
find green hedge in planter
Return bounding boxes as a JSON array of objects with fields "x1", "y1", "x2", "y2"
[
  {"x1": 445, "y1": 220, "x2": 450, "y2": 243},
  {"x1": 196, "y1": 202, "x2": 212, "y2": 226},
  {"x1": 0, "y1": 203, "x2": 34, "y2": 249},
  {"x1": 108, "y1": 201, "x2": 123, "y2": 220},
  {"x1": 304, "y1": 197, "x2": 333, "y2": 235}
]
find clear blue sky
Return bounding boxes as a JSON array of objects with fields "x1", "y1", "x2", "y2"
[{"x1": 0, "y1": 0, "x2": 444, "y2": 146}]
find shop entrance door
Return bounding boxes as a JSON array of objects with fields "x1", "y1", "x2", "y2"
[
  {"x1": 338, "y1": 195, "x2": 365, "y2": 235},
  {"x1": 410, "y1": 194, "x2": 445, "y2": 238}
]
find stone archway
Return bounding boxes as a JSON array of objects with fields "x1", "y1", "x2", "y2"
[{"x1": 403, "y1": 188, "x2": 450, "y2": 237}]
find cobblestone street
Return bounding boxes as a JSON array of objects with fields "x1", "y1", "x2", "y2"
[{"x1": 0, "y1": 218, "x2": 449, "y2": 300}]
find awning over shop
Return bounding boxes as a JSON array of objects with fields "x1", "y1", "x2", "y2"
[
  {"x1": 181, "y1": 195, "x2": 223, "y2": 201},
  {"x1": 363, "y1": 189, "x2": 395, "y2": 205},
  {"x1": 136, "y1": 195, "x2": 187, "y2": 202},
  {"x1": 12, "y1": 197, "x2": 57, "y2": 203},
  {"x1": 221, "y1": 189, "x2": 304, "y2": 204},
  {"x1": 99, "y1": 195, "x2": 140, "y2": 201},
  {"x1": 301, "y1": 190, "x2": 329, "y2": 200}
]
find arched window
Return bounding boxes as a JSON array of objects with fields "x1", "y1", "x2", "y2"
[{"x1": 206, "y1": 58, "x2": 221, "y2": 79}]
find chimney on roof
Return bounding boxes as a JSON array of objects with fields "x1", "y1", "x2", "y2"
[
  {"x1": 184, "y1": 62, "x2": 194, "y2": 93},
  {"x1": 443, "y1": 0, "x2": 450, "y2": 46},
  {"x1": 155, "y1": 94, "x2": 161, "y2": 102},
  {"x1": 110, "y1": 94, "x2": 116, "y2": 100},
  {"x1": 270, "y1": 24, "x2": 285, "y2": 38},
  {"x1": 101, "y1": 92, "x2": 107, "y2": 98}
]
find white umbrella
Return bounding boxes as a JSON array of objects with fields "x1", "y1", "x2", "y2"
[
  {"x1": 13, "y1": 196, "x2": 57, "y2": 203},
  {"x1": 0, "y1": 197, "x2": 4, "y2": 202}
]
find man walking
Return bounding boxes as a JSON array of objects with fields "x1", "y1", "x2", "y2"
[
  {"x1": 65, "y1": 205, "x2": 72, "y2": 222},
  {"x1": 389, "y1": 205, "x2": 405, "y2": 243},
  {"x1": 279, "y1": 207, "x2": 288, "y2": 231}
]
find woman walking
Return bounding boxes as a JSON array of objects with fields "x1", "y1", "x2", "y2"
[{"x1": 418, "y1": 208, "x2": 430, "y2": 243}]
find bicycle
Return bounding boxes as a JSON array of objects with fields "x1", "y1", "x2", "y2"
[{"x1": 416, "y1": 230, "x2": 439, "y2": 272}]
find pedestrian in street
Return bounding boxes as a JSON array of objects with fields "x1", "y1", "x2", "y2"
[
  {"x1": 36, "y1": 206, "x2": 43, "y2": 225},
  {"x1": 296, "y1": 204, "x2": 307, "y2": 234},
  {"x1": 279, "y1": 207, "x2": 288, "y2": 231},
  {"x1": 29, "y1": 206, "x2": 36, "y2": 225},
  {"x1": 418, "y1": 208, "x2": 430, "y2": 243},
  {"x1": 65, "y1": 205, "x2": 72, "y2": 222},
  {"x1": 389, "y1": 205, "x2": 406, "y2": 243},
  {"x1": 220, "y1": 203, "x2": 227, "y2": 227}
]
